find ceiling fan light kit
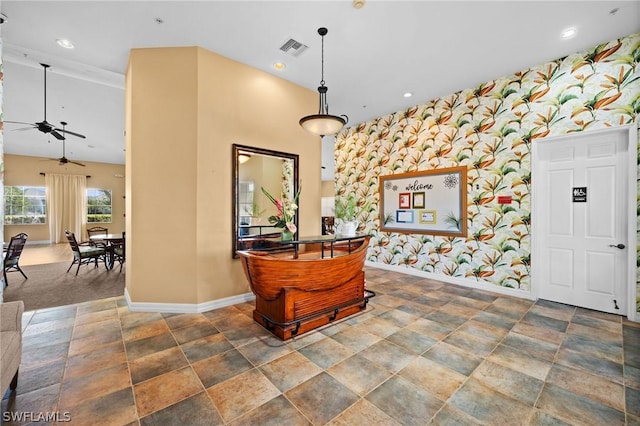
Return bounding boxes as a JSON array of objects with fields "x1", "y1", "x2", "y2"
[{"x1": 299, "y1": 27, "x2": 348, "y2": 137}]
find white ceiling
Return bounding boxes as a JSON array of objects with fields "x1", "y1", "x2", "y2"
[{"x1": 1, "y1": 1, "x2": 639, "y2": 180}]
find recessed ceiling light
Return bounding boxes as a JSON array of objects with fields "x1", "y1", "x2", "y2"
[
  {"x1": 273, "y1": 62, "x2": 286, "y2": 71},
  {"x1": 403, "y1": 92, "x2": 413, "y2": 98},
  {"x1": 56, "y1": 38, "x2": 75, "y2": 49},
  {"x1": 561, "y1": 27, "x2": 577, "y2": 39}
]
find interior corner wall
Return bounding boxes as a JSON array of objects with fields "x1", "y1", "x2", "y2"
[
  {"x1": 335, "y1": 32, "x2": 640, "y2": 312},
  {"x1": 126, "y1": 47, "x2": 199, "y2": 305},
  {"x1": 126, "y1": 46, "x2": 320, "y2": 306}
]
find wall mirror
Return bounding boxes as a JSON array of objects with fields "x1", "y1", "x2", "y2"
[{"x1": 232, "y1": 144, "x2": 299, "y2": 258}]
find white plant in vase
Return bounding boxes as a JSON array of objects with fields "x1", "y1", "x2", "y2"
[{"x1": 334, "y1": 194, "x2": 369, "y2": 237}]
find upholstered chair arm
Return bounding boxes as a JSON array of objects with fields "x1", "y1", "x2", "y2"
[{"x1": 0, "y1": 301, "x2": 24, "y2": 332}]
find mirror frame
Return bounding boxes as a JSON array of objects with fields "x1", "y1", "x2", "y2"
[{"x1": 232, "y1": 144, "x2": 299, "y2": 258}]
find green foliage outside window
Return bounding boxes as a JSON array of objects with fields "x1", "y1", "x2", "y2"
[
  {"x1": 87, "y1": 189, "x2": 112, "y2": 223},
  {"x1": 4, "y1": 186, "x2": 47, "y2": 225},
  {"x1": 4, "y1": 187, "x2": 114, "y2": 224}
]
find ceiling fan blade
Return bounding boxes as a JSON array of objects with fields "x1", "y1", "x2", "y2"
[
  {"x1": 4, "y1": 120, "x2": 36, "y2": 126},
  {"x1": 12, "y1": 126, "x2": 37, "y2": 132},
  {"x1": 54, "y1": 127, "x2": 86, "y2": 139},
  {"x1": 50, "y1": 130, "x2": 65, "y2": 140},
  {"x1": 70, "y1": 161, "x2": 86, "y2": 167}
]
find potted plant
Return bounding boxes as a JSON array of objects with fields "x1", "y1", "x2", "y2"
[
  {"x1": 334, "y1": 194, "x2": 369, "y2": 236},
  {"x1": 244, "y1": 203, "x2": 266, "y2": 226}
]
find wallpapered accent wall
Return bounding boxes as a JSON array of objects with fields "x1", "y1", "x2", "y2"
[{"x1": 335, "y1": 32, "x2": 640, "y2": 312}]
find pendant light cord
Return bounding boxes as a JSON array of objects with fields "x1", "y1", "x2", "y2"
[
  {"x1": 43, "y1": 65, "x2": 47, "y2": 121},
  {"x1": 320, "y1": 32, "x2": 325, "y2": 87}
]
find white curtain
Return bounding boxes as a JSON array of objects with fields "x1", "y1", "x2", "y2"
[{"x1": 45, "y1": 173, "x2": 87, "y2": 243}]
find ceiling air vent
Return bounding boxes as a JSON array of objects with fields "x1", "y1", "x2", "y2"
[{"x1": 279, "y1": 38, "x2": 308, "y2": 57}]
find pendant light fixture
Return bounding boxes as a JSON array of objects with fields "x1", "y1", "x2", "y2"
[
  {"x1": 299, "y1": 27, "x2": 348, "y2": 137},
  {"x1": 238, "y1": 153, "x2": 251, "y2": 164}
]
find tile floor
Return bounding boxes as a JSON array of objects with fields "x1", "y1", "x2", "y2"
[{"x1": 2, "y1": 266, "x2": 640, "y2": 425}]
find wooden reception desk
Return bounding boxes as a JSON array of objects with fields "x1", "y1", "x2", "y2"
[{"x1": 237, "y1": 234, "x2": 374, "y2": 340}]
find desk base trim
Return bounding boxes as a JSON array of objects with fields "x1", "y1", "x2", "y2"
[{"x1": 253, "y1": 289, "x2": 376, "y2": 339}]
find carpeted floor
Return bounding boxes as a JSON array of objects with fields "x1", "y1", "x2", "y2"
[{"x1": 3, "y1": 261, "x2": 125, "y2": 311}]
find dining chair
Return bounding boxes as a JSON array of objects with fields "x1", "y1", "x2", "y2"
[
  {"x1": 322, "y1": 216, "x2": 335, "y2": 235},
  {"x1": 65, "y1": 231, "x2": 107, "y2": 275},
  {"x1": 3, "y1": 233, "x2": 28, "y2": 287},
  {"x1": 86, "y1": 226, "x2": 108, "y2": 247},
  {"x1": 113, "y1": 231, "x2": 125, "y2": 272}
]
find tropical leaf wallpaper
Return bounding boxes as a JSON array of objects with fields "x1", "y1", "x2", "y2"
[{"x1": 334, "y1": 32, "x2": 640, "y2": 312}]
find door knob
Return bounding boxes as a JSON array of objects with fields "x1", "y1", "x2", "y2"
[{"x1": 609, "y1": 243, "x2": 625, "y2": 249}]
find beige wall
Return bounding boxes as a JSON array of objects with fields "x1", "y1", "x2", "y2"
[
  {"x1": 3, "y1": 154, "x2": 125, "y2": 243},
  {"x1": 321, "y1": 181, "x2": 334, "y2": 197},
  {"x1": 126, "y1": 46, "x2": 320, "y2": 306}
]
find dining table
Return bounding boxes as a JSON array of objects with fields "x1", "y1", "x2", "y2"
[{"x1": 89, "y1": 233, "x2": 123, "y2": 270}]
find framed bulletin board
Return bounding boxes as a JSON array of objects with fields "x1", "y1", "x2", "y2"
[{"x1": 379, "y1": 166, "x2": 467, "y2": 237}]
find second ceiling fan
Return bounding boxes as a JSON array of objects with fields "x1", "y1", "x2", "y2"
[
  {"x1": 48, "y1": 121, "x2": 86, "y2": 167},
  {"x1": 6, "y1": 63, "x2": 86, "y2": 140}
]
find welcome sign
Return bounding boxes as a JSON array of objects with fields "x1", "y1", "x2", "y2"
[{"x1": 379, "y1": 166, "x2": 467, "y2": 237}]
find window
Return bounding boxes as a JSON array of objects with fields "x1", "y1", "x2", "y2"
[
  {"x1": 4, "y1": 186, "x2": 47, "y2": 225},
  {"x1": 238, "y1": 181, "x2": 255, "y2": 225},
  {"x1": 87, "y1": 189, "x2": 112, "y2": 223}
]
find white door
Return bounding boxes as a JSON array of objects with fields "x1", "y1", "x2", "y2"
[{"x1": 534, "y1": 128, "x2": 630, "y2": 315}]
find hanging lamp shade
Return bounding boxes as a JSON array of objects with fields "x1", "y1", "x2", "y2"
[
  {"x1": 299, "y1": 27, "x2": 348, "y2": 137},
  {"x1": 238, "y1": 153, "x2": 251, "y2": 164}
]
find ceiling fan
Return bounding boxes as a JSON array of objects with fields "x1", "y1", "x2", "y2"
[
  {"x1": 5, "y1": 63, "x2": 86, "y2": 140},
  {"x1": 48, "y1": 122, "x2": 86, "y2": 167}
]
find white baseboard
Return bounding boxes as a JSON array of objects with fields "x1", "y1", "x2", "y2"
[
  {"x1": 124, "y1": 288, "x2": 256, "y2": 314},
  {"x1": 364, "y1": 261, "x2": 534, "y2": 300},
  {"x1": 122, "y1": 266, "x2": 638, "y2": 322},
  {"x1": 122, "y1": 264, "x2": 532, "y2": 314}
]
